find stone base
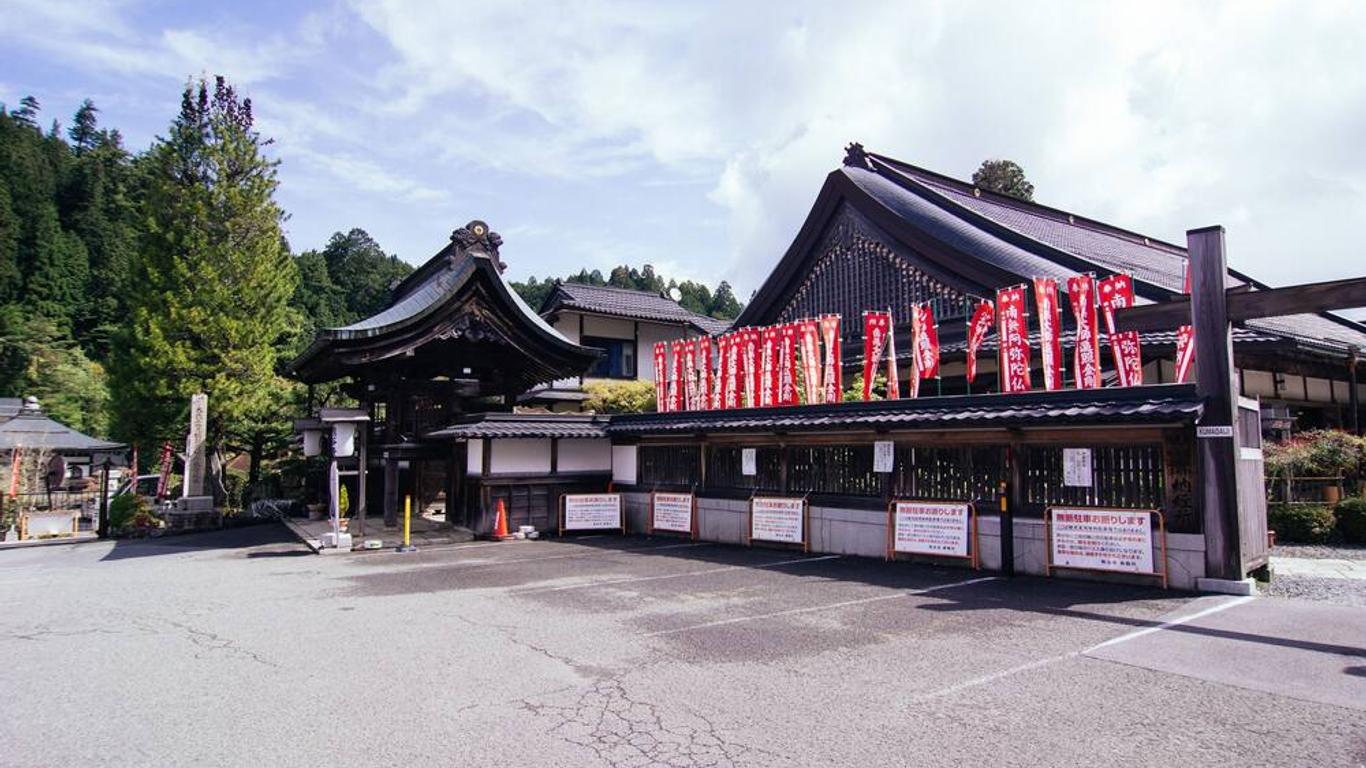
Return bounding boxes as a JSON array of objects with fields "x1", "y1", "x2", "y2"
[
  {"x1": 1195, "y1": 577, "x2": 1258, "y2": 596},
  {"x1": 319, "y1": 531, "x2": 353, "y2": 551}
]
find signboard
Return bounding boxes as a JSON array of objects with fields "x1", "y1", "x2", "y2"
[
  {"x1": 651, "y1": 492, "x2": 694, "y2": 535},
  {"x1": 1062, "y1": 448, "x2": 1092, "y2": 487},
  {"x1": 1048, "y1": 507, "x2": 1157, "y2": 576},
  {"x1": 890, "y1": 501, "x2": 971, "y2": 560},
  {"x1": 749, "y1": 496, "x2": 805, "y2": 547},
  {"x1": 873, "y1": 441, "x2": 894, "y2": 473},
  {"x1": 562, "y1": 493, "x2": 624, "y2": 533},
  {"x1": 741, "y1": 448, "x2": 757, "y2": 476},
  {"x1": 1196, "y1": 425, "x2": 1234, "y2": 439}
]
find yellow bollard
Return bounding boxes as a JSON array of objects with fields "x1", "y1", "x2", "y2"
[{"x1": 398, "y1": 494, "x2": 417, "y2": 553}]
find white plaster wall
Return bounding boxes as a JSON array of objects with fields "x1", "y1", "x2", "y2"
[
  {"x1": 1305, "y1": 377, "x2": 1333, "y2": 404},
  {"x1": 1242, "y1": 369, "x2": 1276, "y2": 398},
  {"x1": 582, "y1": 315, "x2": 636, "y2": 340},
  {"x1": 612, "y1": 445, "x2": 638, "y2": 485},
  {"x1": 558, "y1": 438, "x2": 612, "y2": 472},
  {"x1": 466, "y1": 439, "x2": 483, "y2": 476},
  {"x1": 553, "y1": 314, "x2": 581, "y2": 343},
  {"x1": 636, "y1": 322, "x2": 691, "y2": 382},
  {"x1": 1334, "y1": 380, "x2": 1350, "y2": 402},
  {"x1": 489, "y1": 439, "x2": 552, "y2": 474},
  {"x1": 1280, "y1": 374, "x2": 1307, "y2": 402}
]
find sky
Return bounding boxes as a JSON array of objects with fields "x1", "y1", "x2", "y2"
[{"x1": 4, "y1": 0, "x2": 1366, "y2": 306}]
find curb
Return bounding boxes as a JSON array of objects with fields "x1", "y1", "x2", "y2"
[
  {"x1": 281, "y1": 518, "x2": 324, "y2": 554},
  {"x1": 0, "y1": 533, "x2": 101, "y2": 551}
]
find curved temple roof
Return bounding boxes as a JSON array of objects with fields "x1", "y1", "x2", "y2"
[{"x1": 288, "y1": 221, "x2": 601, "y2": 391}]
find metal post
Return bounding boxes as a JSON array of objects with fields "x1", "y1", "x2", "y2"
[
  {"x1": 356, "y1": 417, "x2": 368, "y2": 537},
  {"x1": 398, "y1": 494, "x2": 417, "y2": 553},
  {"x1": 96, "y1": 458, "x2": 111, "y2": 539},
  {"x1": 1189, "y1": 226, "x2": 1244, "y2": 583},
  {"x1": 1350, "y1": 349, "x2": 1361, "y2": 436},
  {"x1": 998, "y1": 474, "x2": 1014, "y2": 578}
]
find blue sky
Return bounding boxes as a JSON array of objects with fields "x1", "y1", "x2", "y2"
[{"x1": 5, "y1": 0, "x2": 1366, "y2": 306}]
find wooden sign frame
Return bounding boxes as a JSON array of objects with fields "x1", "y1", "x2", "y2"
[
  {"x1": 884, "y1": 499, "x2": 979, "y2": 569},
  {"x1": 1044, "y1": 506, "x2": 1169, "y2": 589},
  {"x1": 745, "y1": 494, "x2": 809, "y2": 552},
  {"x1": 558, "y1": 492, "x2": 626, "y2": 536},
  {"x1": 647, "y1": 489, "x2": 697, "y2": 540}
]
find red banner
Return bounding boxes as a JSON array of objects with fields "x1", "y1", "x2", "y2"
[
  {"x1": 723, "y1": 333, "x2": 742, "y2": 409},
  {"x1": 1175, "y1": 325, "x2": 1195, "y2": 383},
  {"x1": 681, "y1": 340, "x2": 697, "y2": 410},
  {"x1": 734, "y1": 329, "x2": 753, "y2": 408},
  {"x1": 798, "y1": 319, "x2": 822, "y2": 404},
  {"x1": 758, "y1": 327, "x2": 778, "y2": 407},
  {"x1": 1033, "y1": 277, "x2": 1063, "y2": 391},
  {"x1": 820, "y1": 315, "x2": 842, "y2": 403},
  {"x1": 653, "y1": 342, "x2": 668, "y2": 411},
  {"x1": 668, "y1": 340, "x2": 685, "y2": 412},
  {"x1": 913, "y1": 304, "x2": 939, "y2": 381},
  {"x1": 778, "y1": 324, "x2": 799, "y2": 405},
  {"x1": 996, "y1": 286, "x2": 1031, "y2": 393},
  {"x1": 1066, "y1": 275, "x2": 1102, "y2": 389},
  {"x1": 965, "y1": 301, "x2": 993, "y2": 385},
  {"x1": 862, "y1": 311, "x2": 890, "y2": 401},
  {"x1": 7, "y1": 446, "x2": 20, "y2": 498},
  {"x1": 1113, "y1": 330, "x2": 1144, "y2": 386},
  {"x1": 1096, "y1": 273, "x2": 1134, "y2": 336},
  {"x1": 694, "y1": 337, "x2": 712, "y2": 410},
  {"x1": 884, "y1": 313, "x2": 900, "y2": 400},
  {"x1": 156, "y1": 441, "x2": 174, "y2": 499}
]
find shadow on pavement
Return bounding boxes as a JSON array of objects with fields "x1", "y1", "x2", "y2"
[{"x1": 100, "y1": 522, "x2": 303, "y2": 561}]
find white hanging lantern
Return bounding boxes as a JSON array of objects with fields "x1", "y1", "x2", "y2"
[{"x1": 332, "y1": 422, "x2": 357, "y2": 458}]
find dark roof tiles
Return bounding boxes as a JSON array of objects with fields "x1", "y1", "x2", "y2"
[{"x1": 545, "y1": 283, "x2": 733, "y2": 335}]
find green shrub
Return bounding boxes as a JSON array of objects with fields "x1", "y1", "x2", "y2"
[
  {"x1": 108, "y1": 493, "x2": 150, "y2": 531},
  {"x1": 1267, "y1": 503, "x2": 1337, "y2": 544},
  {"x1": 1334, "y1": 497, "x2": 1366, "y2": 543},
  {"x1": 583, "y1": 379, "x2": 656, "y2": 413}
]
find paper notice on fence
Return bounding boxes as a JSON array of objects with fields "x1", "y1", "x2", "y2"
[
  {"x1": 1049, "y1": 507, "x2": 1154, "y2": 574},
  {"x1": 563, "y1": 494, "x2": 623, "y2": 531},
  {"x1": 652, "y1": 493, "x2": 693, "y2": 533},
  {"x1": 750, "y1": 497, "x2": 804, "y2": 544},
  {"x1": 873, "y1": 441, "x2": 894, "y2": 473},
  {"x1": 1063, "y1": 448, "x2": 1093, "y2": 487},
  {"x1": 893, "y1": 501, "x2": 970, "y2": 558}
]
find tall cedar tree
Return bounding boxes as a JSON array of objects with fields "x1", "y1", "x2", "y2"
[{"x1": 112, "y1": 77, "x2": 298, "y2": 488}]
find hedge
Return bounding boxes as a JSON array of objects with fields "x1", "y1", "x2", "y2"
[
  {"x1": 1267, "y1": 503, "x2": 1337, "y2": 544},
  {"x1": 1335, "y1": 498, "x2": 1366, "y2": 544}
]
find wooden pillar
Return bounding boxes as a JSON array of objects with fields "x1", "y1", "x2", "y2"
[
  {"x1": 1350, "y1": 350, "x2": 1361, "y2": 436},
  {"x1": 1003, "y1": 441, "x2": 1023, "y2": 578},
  {"x1": 1189, "y1": 226, "x2": 1244, "y2": 582},
  {"x1": 383, "y1": 453, "x2": 399, "y2": 528},
  {"x1": 356, "y1": 418, "x2": 368, "y2": 536}
]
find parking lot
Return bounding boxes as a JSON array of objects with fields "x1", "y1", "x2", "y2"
[{"x1": 2, "y1": 525, "x2": 1364, "y2": 767}]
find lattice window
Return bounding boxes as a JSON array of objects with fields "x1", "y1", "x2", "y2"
[
  {"x1": 706, "y1": 446, "x2": 782, "y2": 492},
  {"x1": 1021, "y1": 445, "x2": 1165, "y2": 515},
  {"x1": 638, "y1": 445, "x2": 701, "y2": 487},
  {"x1": 786, "y1": 445, "x2": 881, "y2": 497},
  {"x1": 893, "y1": 445, "x2": 1006, "y2": 502}
]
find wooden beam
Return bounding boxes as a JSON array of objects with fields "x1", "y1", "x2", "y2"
[{"x1": 1114, "y1": 275, "x2": 1366, "y2": 332}]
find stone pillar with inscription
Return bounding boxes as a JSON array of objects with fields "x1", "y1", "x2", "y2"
[{"x1": 182, "y1": 393, "x2": 208, "y2": 499}]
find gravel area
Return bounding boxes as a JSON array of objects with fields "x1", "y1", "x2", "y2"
[
  {"x1": 1263, "y1": 574, "x2": 1366, "y2": 607},
  {"x1": 1270, "y1": 542, "x2": 1366, "y2": 560}
]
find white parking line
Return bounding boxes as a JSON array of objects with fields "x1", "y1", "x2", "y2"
[
  {"x1": 910, "y1": 595, "x2": 1256, "y2": 703},
  {"x1": 393, "y1": 541, "x2": 710, "y2": 572},
  {"x1": 648, "y1": 575, "x2": 999, "y2": 637},
  {"x1": 518, "y1": 554, "x2": 842, "y2": 595}
]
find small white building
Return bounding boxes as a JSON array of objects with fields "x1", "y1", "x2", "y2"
[{"x1": 528, "y1": 283, "x2": 731, "y2": 410}]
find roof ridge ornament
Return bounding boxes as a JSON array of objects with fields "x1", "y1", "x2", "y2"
[
  {"x1": 450, "y1": 219, "x2": 506, "y2": 272},
  {"x1": 843, "y1": 142, "x2": 871, "y2": 170}
]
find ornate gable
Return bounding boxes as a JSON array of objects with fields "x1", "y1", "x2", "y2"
[{"x1": 769, "y1": 204, "x2": 969, "y2": 328}]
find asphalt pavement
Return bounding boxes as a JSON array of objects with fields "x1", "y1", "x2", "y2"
[{"x1": 1, "y1": 525, "x2": 1363, "y2": 767}]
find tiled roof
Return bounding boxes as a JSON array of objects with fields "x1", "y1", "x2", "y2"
[
  {"x1": 607, "y1": 386, "x2": 1202, "y2": 436},
  {"x1": 867, "y1": 153, "x2": 1366, "y2": 353},
  {"x1": 544, "y1": 283, "x2": 733, "y2": 335},
  {"x1": 0, "y1": 398, "x2": 20, "y2": 421},
  {"x1": 426, "y1": 412, "x2": 610, "y2": 440},
  {"x1": 0, "y1": 411, "x2": 125, "y2": 452}
]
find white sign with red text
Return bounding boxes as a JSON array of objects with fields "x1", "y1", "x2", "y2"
[
  {"x1": 651, "y1": 492, "x2": 694, "y2": 534},
  {"x1": 892, "y1": 501, "x2": 970, "y2": 558},
  {"x1": 1049, "y1": 507, "x2": 1155, "y2": 574},
  {"x1": 750, "y1": 496, "x2": 805, "y2": 544},
  {"x1": 563, "y1": 493, "x2": 623, "y2": 531}
]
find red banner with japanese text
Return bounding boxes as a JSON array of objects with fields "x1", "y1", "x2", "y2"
[
  {"x1": 653, "y1": 342, "x2": 668, "y2": 411},
  {"x1": 739, "y1": 329, "x2": 759, "y2": 408},
  {"x1": 965, "y1": 300, "x2": 993, "y2": 385},
  {"x1": 7, "y1": 446, "x2": 20, "y2": 499},
  {"x1": 1112, "y1": 330, "x2": 1144, "y2": 386},
  {"x1": 778, "y1": 324, "x2": 799, "y2": 405},
  {"x1": 798, "y1": 319, "x2": 822, "y2": 404},
  {"x1": 913, "y1": 304, "x2": 939, "y2": 382},
  {"x1": 1033, "y1": 277, "x2": 1063, "y2": 391},
  {"x1": 862, "y1": 311, "x2": 890, "y2": 401},
  {"x1": 996, "y1": 286, "x2": 1031, "y2": 393},
  {"x1": 820, "y1": 315, "x2": 842, "y2": 403},
  {"x1": 694, "y1": 337, "x2": 712, "y2": 410},
  {"x1": 681, "y1": 339, "x2": 697, "y2": 410},
  {"x1": 668, "y1": 340, "x2": 685, "y2": 412},
  {"x1": 724, "y1": 333, "x2": 742, "y2": 409},
  {"x1": 759, "y1": 327, "x2": 779, "y2": 407},
  {"x1": 1175, "y1": 325, "x2": 1195, "y2": 383},
  {"x1": 884, "y1": 313, "x2": 900, "y2": 400},
  {"x1": 1066, "y1": 275, "x2": 1101, "y2": 389}
]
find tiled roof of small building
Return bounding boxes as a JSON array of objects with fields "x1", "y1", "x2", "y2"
[
  {"x1": 426, "y1": 412, "x2": 610, "y2": 440},
  {"x1": 543, "y1": 283, "x2": 733, "y2": 335}
]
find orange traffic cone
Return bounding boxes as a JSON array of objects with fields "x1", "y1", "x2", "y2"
[{"x1": 492, "y1": 499, "x2": 511, "y2": 541}]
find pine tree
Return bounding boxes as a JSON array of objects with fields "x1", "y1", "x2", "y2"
[
  {"x1": 68, "y1": 100, "x2": 99, "y2": 153},
  {"x1": 0, "y1": 185, "x2": 19, "y2": 304},
  {"x1": 111, "y1": 76, "x2": 299, "y2": 494}
]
